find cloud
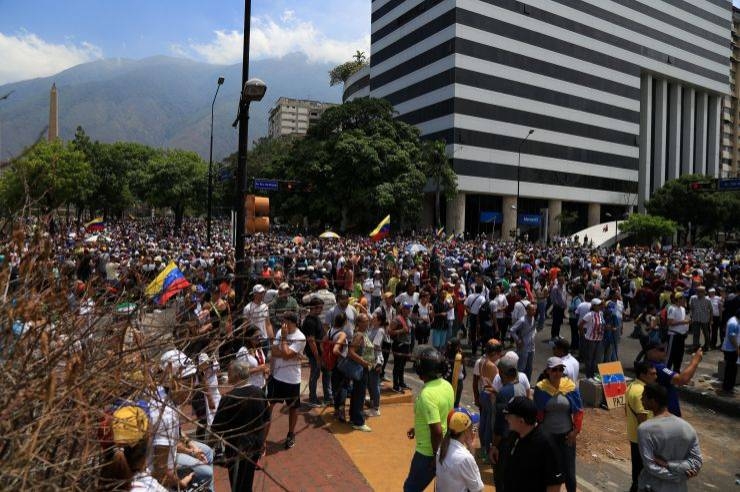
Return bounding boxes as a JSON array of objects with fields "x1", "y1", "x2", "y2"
[
  {"x1": 186, "y1": 10, "x2": 369, "y2": 65},
  {"x1": 0, "y1": 31, "x2": 102, "y2": 85}
]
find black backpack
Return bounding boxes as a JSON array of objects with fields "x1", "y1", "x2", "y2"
[{"x1": 478, "y1": 295, "x2": 492, "y2": 324}]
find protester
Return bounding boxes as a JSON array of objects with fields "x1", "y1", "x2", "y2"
[
  {"x1": 637, "y1": 383, "x2": 702, "y2": 492},
  {"x1": 403, "y1": 346, "x2": 454, "y2": 492},
  {"x1": 435, "y1": 410, "x2": 485, "y2": 492},
  {"x1": 390, "y1": 302, "x2": 413, "y2": 393},
  {"x1": 235, "y1": 325, "x2": 269, "y2": 392},
  {"x1": 534, "y1": 357, "x2": 584, "y2": 492},
  {"x1": 301, "y1": 297, "x2": 331, "y2": 406},
  {"x1": 643, "y1": 341, "x2": 702, "y2": 417},
  {"x1": 508, "y1": 302, "x2": 538, "y2": 381},
  {"x1": 579, "y1": 298, "x2": 606, "y2": 379},
  {"x1": 720, "y1": 308, "x2": 740, "y2": 394},
  {"x1": 346, "y1": 313, "x2": 373, "y2": 432},
  {"x1": 688, "y1": 286, "x2": 712, "y2": 351},
  {"x1": 211, "y1": 360, "x2": 270, "y2": 492},
  {"x1": 666, "y1": 293, "x2": 690, "y2": 372},
  {"x1": 625, "y1": 361, "x2": 658, "y2": 492}
]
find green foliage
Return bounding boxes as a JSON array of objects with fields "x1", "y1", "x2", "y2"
[
  {"x1": 555, "y1": 210, "x2": 579, "y2": 236},
  {"x1": 329, "y1": 51, "x2": 368, "y2": 86},
  {"x1": 0, "y1": 139, "x2": 92, "y2": 212},
  {"x1": 144, "y1": 149, "x2": 207, "y2": 230},
  {"x1": 265, "y1": 98, "x2": 455, "y2": 231},
  {"x1": 646, "y1": 174, "x2": 739, "y2": 240},
  {"x1": 618, "y1": 214, "x2": 677, "y2": 245}
]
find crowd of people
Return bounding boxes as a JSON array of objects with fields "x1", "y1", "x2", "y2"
[{"x1": 3, "y1": 216, "x2": 739, "y2": 491}]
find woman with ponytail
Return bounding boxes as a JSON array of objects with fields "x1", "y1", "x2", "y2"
[{"x1": 435, "y1": 410, "x2": 484, "y2": 492}]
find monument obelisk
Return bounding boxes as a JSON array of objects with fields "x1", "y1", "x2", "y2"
[{"x1": 48, "y1": 83, "x2": 58, "y2": 141}]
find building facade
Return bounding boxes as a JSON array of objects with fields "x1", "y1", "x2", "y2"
[
  {"x1": 268, "y1": 97, "x2": 336, "y2": 139},
  {"x1": 345, "y1": 0, "x2": 732, "y2": 237},
  {"x1": 722, "y1": 6, "x2": 740, "y2": 178}
]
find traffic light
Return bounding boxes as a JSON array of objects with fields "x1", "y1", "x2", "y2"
[
  {"x1": 245, "y1": 195, "x2": 270, "y2": 233},
  {"x1": 687, "y1": 180, "x2": 716, "y2": 192},
  {"x1": 280, "y1": 180, "x2": 300, "y2": 192}
]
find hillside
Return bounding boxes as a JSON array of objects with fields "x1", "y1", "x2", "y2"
[{"x1": 0, "y1": 54, "x2": 342, "y2": 161}]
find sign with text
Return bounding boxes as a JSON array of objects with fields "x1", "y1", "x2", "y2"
[
  {"x1": 480, "y1": 211, "x2": 503, "y2": 224},
  {"x1": 718, "y1": 178, "x2": 740, "y2": 191},
  {"x1": 518, "y1": 214, "x2": 541, "y2": 226},
  {"x1": 598, "y1": 361, "x2": 627, "y2": 409},
  {"x1": 253, "y1": 178, "x2": 278, "y2": 191}
]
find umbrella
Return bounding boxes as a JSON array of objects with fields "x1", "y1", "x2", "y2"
[
  {"x1": 319, "y1": 231, "x2": 340, "y2": 239},
  {"x1": 292, "y1": 235, "x2": 305, "y2": 245},
  {"x1": 405, "y1": 243, "x2": 428, "y2": 255}
]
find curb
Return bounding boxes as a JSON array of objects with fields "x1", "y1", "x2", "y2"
[{"x1": 676, "y1": 385, "x2": 740, "y2": 418}]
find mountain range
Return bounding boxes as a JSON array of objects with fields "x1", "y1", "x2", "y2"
[{"x1": 0, "y1": 54, "x2": 342, "y2": 162}]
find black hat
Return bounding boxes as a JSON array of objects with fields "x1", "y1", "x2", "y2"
[
  {"x1": 306, "y1": 296, "x2": 324, "y2": 307},
  {"x1": 503, "y1": 396, "x2": 537, "y2": 425},
  {"x1": 413, "y1": 346, "x2": 445, "y2": 380}
]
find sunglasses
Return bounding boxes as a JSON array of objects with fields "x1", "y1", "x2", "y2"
[{"x1": 549, "y1": 366, "x2": 565, "y2": 372}]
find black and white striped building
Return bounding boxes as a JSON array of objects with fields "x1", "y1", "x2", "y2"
[{"x1": 344, "y1": 0, "x2": 732, "y2": 237}]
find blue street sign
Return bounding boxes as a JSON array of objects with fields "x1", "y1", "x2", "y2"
[
  {"x1": 718, "y1": 178, "x2": 740, "y2": 191},
  {"x1": 254, "y1": 178, "x2": 279, "y2": 191},
  {"x1": 518, "y1": 214, "x2": 541, "y2": 226},
  {"x1": 480, "y1": 211, "x2": 503, "y2": 224}
]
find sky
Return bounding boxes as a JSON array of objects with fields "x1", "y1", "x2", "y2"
[{"x1": 0, "y1": 0, "x2": 371, "y2": 85}]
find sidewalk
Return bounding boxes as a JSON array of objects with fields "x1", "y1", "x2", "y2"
[{"x1": 213, "y1": 379, "x2": 494, "y2": 491}]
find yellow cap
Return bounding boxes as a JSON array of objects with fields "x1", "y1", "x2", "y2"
[
  {"x1": 447, "y1": 410, "x2": 472, "y2": 434},
  {"x1": 111, "y1": 406, "x2": 148, "y2": 445}
]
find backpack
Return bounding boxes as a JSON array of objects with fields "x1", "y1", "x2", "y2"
[
  {"x1": 321, "y1": 328, "x2": 340, "y2": 370},
  {"x1": 478, "y1": 295, "x2": 492, "y2": 324}
]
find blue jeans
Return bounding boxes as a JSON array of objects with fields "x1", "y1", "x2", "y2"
[
  {"x1": 308, "y1": 353, "x2": 333, "y2": 403},
  {"x1": 350, "y1": 369, "x2": 368, "y2": 426},
  {"x1": 403, "y1": 451, "x2": 435, "y2": 492},
  {"x1": 367, "y1": 367, "x2": 381, "y2": 409},
  {"x1": 517, "y1": 351, "x2": 534, "y2": 382},
  {"x1": 536, "y1": 300, "x2": 547, "y2": 330},
  {"x1": 176, "y1": 440, "x2": 214, "y2": 492}
]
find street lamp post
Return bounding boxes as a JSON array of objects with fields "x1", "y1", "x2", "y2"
[
  {"x1": 515, "y1": 129, "x2": 535, "y2": 238},
  {"x1": 207, "y1": 76, "x2": 225, "y2": 247},
  {"x1": 233, "y1": 0, "x2": 267, "y2": 303}
]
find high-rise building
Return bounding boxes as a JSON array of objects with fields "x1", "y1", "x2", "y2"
[
  {"x1": 722, "y1": 6, "x2": 740, "y2": 178},
  {"x1": 345, "y1": 0, "x2": 732, "y2": 236},
  {"x1": 48, "y1": 83, "x2": 58, "y2": 141},
  {"x1": 268, "y1": 97, "x2": 336, "y2": 139}
]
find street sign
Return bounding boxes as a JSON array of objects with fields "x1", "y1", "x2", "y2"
[
  {"x1": 518, "y1": 214, "x2": 541, "y2": 226},
  {"x1": 718, "y1": 178, "x2": 740, "y2": 191},
  {"x1": 253, "y1": 178, "x2": 278, "y2": 191}
]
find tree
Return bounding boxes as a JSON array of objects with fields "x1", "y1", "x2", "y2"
[
  {"x1": 646, "y1": 174, "x2": 739, "y2": 242},
  {"x1": 144, "y1": 149, "x2": 207, "y2": 231},
  {"x1": 554, "y1": 210, "x2": 579, "y2": 236},
  {"x1": 272, "y1": 98, "x2": 446, "y2": 231},
  {"x1": 0, "y1": 139, "x2": 91, "y2": 213},
  {"x1": 618, "y1": 214, "x2": 676, "y2": 245},
  {"x1": 329, "y1": 51, "x2": 368, "y2": 86},
  {"x1": 421, "y1": 140, "x2": 457, "y2": 228}
]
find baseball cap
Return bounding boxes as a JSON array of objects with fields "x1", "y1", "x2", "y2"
[
  {"x1": 252, "y1": 284, "x2": 266, "y2": 294},
  {"x1": 402, "y1": 302, "x2": 413, "y2": 309},
  {"x1": 503, "y1": 396, "x2": 537, "y2": 424},
  {"x1": 447, "y1": 410, "x2": 472, "y2": 434},
  {"x1": 160, "y1": 349, "x2": 197, "y2": 378},
  {"x1": 111, "y1": 406, "x2": 149, "y2": 445},
  {"x1": 546, "y1": 356, "x2": 566, "y2": 369},
  {"x1": 591, "y1": 298, "x2": 602, "y2": 306},
  {"x1": 278, "y1": 282, "x2": 291, "y2": 291}
]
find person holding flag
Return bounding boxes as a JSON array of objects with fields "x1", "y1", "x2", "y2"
[
  {"x1": 369, "y1": 215, "x2": 390, "y2": 242},
  {"x1": 145, "y1": 261, "x2": 190, "y2": 305}
]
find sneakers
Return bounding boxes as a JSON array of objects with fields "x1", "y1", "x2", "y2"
[
  {"x1": 352, "y1": 424, "x2": 372, "y2": 432},
  {"x1": 305, "y1": 400, "x2": 324, "y2": 408},
  {"x1": 391, "y1": 386, "x2": 403, "y2": 393},
  {"x1": 284, "y1": 433, "x2": 296, "y2": 449},
  {"x1": 366, "y1": 408, "x2": 381, "y2": 417},
  {"x1": 400, "y1": 383, "x2": 412, "y2": 390}
]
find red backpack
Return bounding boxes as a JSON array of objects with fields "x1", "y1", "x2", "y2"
[{"x1": 322, "y1": 328, "x2": 340, "y2": 370}]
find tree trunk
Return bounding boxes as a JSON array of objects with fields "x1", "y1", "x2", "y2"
[
  {"x1": 435, "y1": 173, "x2": 441, "y2": 228},
  {"x1": 174, "y1": 205, "x2": 184, "y2": 233}
]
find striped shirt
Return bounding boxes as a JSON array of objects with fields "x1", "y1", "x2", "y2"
[{"x1": 688, "y1": 295, "x2": 712, "y2": 324}]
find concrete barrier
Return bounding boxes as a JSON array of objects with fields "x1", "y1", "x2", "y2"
[{"x1": 579, "y1": 378, "x2": 604, "y2": 407}]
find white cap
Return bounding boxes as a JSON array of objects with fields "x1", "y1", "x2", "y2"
[
  {"x1": 160, "y1": 349, "x2": 196, "y2": 378},
  {"x1": 591, "y1": 298, "x2": 602, "y2": 306},
  {"x1": 252, "y1": 284, "x2": 266, "y2": 294}
]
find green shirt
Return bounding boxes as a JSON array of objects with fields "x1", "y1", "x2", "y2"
[{"x1": 414, "y1": 378, "x2": 455, "y2": 456}]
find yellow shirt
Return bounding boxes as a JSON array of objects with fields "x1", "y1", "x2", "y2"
[{"x1": 625, "y1": 379, "x2": 653, "y2": 443}]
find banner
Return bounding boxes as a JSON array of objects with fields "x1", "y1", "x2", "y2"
[
  {"x1": 598, "y1": 361, "x2": 627, "y2": 409},
  {"x1": 518, "y1": 214, "x2": 541, "y2": 226}
]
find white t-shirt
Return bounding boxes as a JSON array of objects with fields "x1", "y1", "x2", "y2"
[
  {"x1": 561, "y1": 353, "x2": 580, "y2": 381},
  {"x1": 243, "y1": 301, "x2": 270, "y2": 338},
  {"x1": 668, "y1": 305, "x2": 689, "y2": 335},
  {"x1": 464, "y1": 293, "x2": 486, "y2": 315},
  {"x1": 575, "y1": 301, "x2": 592, "y2": 322},
  {"x1": 236, "y1": 346, "x2": 267, "y2": 388},
  {"x1": 272, "y1": 328, "x2": 306, "y2": 384},
  {"x1": 492, "y1": 372, "x2": 531, "y2": 393},
  {"x1": 491, "y1": 294, "x2": 508, "y2": 319},
  {"x1": 435, "y1": 439, "x2": 485, "y2": 492},
  {"x1": 148, "y1": 395, "x2": 179, "y2": 471},
  {"x1": 130, "y1": 472, "x2": 168, "y2": 492}
]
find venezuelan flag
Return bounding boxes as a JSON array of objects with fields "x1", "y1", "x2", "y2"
[
  {"x1": 436, "y1": 226, "x2": 445, "y2": 238},
  {"x1": 145, "y1": 261, "x2": 191, "y2": 305},
  {"x1": 369, "y1": 214, "x2": 390, "y2": 242},
  {"x1": 84, "y1": 216, "x2": 105, "y2": 232}
]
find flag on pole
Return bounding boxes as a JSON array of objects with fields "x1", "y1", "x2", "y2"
[
  {"x1": 435, "y1": 226, "x2": 445, "y2": 238},
  {"x1": 84, "y1": 216, "x2": 105, "y2": 232},
  {"x1": 369, "y1": 214, "x2": 391, "y2": 242},
  {"x1": 145, "y1": 261, "x2": 190, "y2": 305}
]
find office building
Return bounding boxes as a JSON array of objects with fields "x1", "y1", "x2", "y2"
[
  {"x1": 268, "y1": 97, "x2": 336, "y2": 139},
  {"x1": 345, "y1": 0, "x2": 732, "y2": 236},
  {"x1": 722, "y1": 6, "x2": 740, "y2": 178}
]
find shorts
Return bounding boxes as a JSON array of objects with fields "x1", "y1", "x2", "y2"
[{"x1": 267, "y1": 378, "x2": 301, "y2": 409}]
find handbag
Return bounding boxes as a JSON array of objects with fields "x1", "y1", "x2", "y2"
[{"x1": 337, "y1": 356, "x2": 364, "y2": 382}]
